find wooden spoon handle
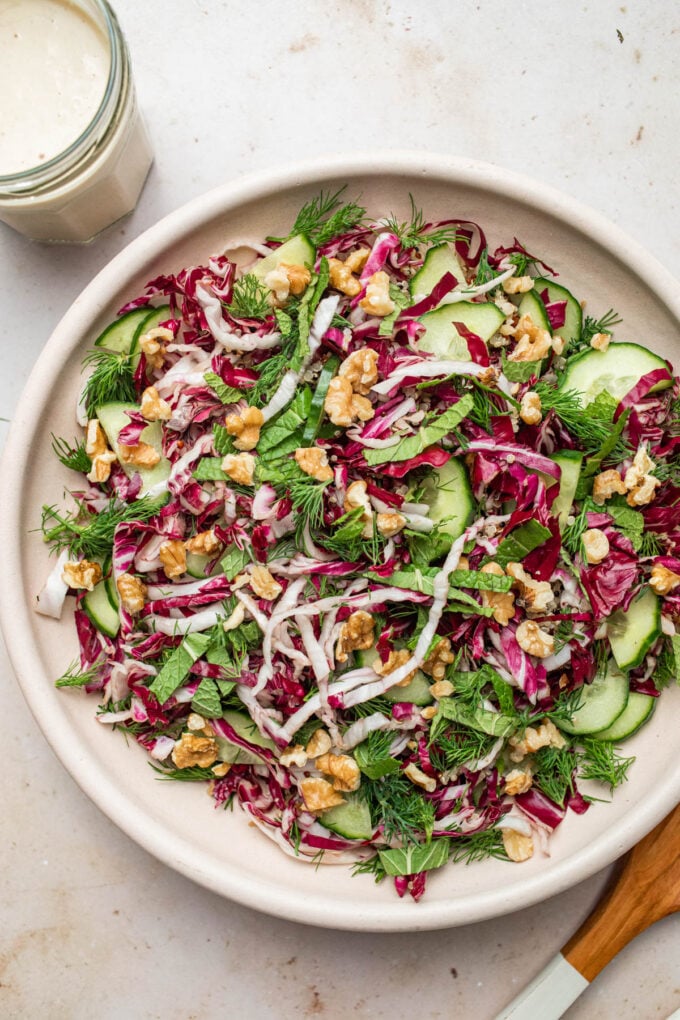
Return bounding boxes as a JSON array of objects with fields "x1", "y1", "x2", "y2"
[
  {"x1": 496, "y1": 803, "x2": 680, "y2": 1019},
  {"x1": 563, "y1": 804, "x2": 680, "y2": 982}
]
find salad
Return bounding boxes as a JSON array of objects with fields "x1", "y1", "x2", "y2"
[{"x1": 38, "y1": 191, "x2": 680, "y2": 901}]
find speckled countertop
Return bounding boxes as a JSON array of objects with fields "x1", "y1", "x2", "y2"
[{"x1": 1, "y1": 2, "x2": 679, "y2": 1017}]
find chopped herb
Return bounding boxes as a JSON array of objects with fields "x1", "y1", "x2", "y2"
[
  {"x1": 385, "y1": 195, "x2": 462, "y2": 250},
  {"x1": 51, "y1": 434, "x2": 91, "y2": 474},
  {"x1": 55, "y1": 660, "x2": 101, "y2": 688},
  {"x1": 363, "y1": 394, "x2": 474, "y2": 466},
  {"x1": 225, "y1": 273, "x2": 271, "y2": 320},
  {"x1": 81, "y1": 348, "x2": 136, "y2": 416},
  {"x1": 492, "y1": 520, "x2": 552, "y2": 568},
  {"x1": 204, "y1": 371, "x2": 242, "y2": 405},
  {"x1": 581, "y1": 308, "x2": 622, "y2": 346},
  {"x1": 578, "y1": 738, "x2": 635, "y2": 792},
  {"x1": 41, "y1": 493, "x2": 165, "y2": 559},
  {"x1": 278, "y1": 187, "x2": 366, "y2": 246}
]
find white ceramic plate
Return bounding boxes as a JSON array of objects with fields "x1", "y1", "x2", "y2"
[{"x1": 2, "y1": 153, "x2": 679, "y2": 931}]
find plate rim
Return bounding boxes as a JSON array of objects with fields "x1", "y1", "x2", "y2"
[{"x1": 3, "y1": 151, "x2": 680, "y2": 931}]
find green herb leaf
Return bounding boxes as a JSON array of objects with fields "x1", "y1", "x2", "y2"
[
  {"x1": 225, "y1": 273, "x2": 271, "y2": 320},
  {"x1": 51, "y1": 434, "x2": 91, "y2": 474},
  {"x1": 191, "y1": 677, "x2": 223, "y2": 718},
  {"x1": 435, "y1": 696, "x2": 516, "y2": 738},
  {"x1": 578, "y1": 738, "x2": 635, "y2": 791},
  {"x1": 281, "y1": 187, "x2": 365, "y2": 246},
  {"x1": 82, "y1": 348, "x2": 136, "y2": 416},
  {"x1": 55, "y1": 659, "x2": 101, "y2": 688},
  {"x1": 41, "y1": 493, "x2": 166, "y2": 560},
  {"x1": 355, "y1": 728, "x2": 401, "y2": 780},
  {"x1": 149, "y1": 632, "x2": 213, "y2": 706},
  {"x1": 221, "y1": 545, "x2": 251, "y2": 580},
  {"x1": 204, "y1": 371, "x2": 242, "y2": 405},
  {"x1": 378, "y1": 838, "x2": 450, "y2": 877},
  {"x1": 501, "y1": 354, "x2": 542, "y2": 384},
  {"x1": 363, "y1": 395, "x2": 474, "y2": 466},
  {"x1": 193, "y1": 457, "x2": 228, "y2": 482},
  {"x1": 492, "y1": 520, "x2": 552, "y2": 568}
]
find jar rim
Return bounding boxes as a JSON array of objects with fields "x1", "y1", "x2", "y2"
[{"x1": 0, "y1": 0, "x2": 124, "y2": 192}]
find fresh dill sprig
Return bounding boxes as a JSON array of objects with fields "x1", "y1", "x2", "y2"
[
  {"x1": 41, "y1": 492, "x2": 164, "y2": 559},
  {"x1": 352, "y1": 853, "x2": 387, "y2": 883},
  {"x1": 578, "y1": 738, "x2": 635, "y2": 792},
  {"x1": 385, "y1": 194, "x2": 461, "y2": 250},
  {"x1": 474, "y1": 247, "x2": 496, "y2": 286},
  {"x1": 639, "y1": 529, "x2": 664, "y2": 557},
  {"x1": 448, "y1": 828, "x2": 507, "y2": 864},
  {"x1": 358, "y1": 771, "x2": 436, "y2": 845},
  {"x1": 279, "y1": 187, "x2": 366, "y2": 246},
  {"x1": 532, "y1": 745, "x2": 577, "y2": 806},
  {"x1": 534, "y1": 384, "x2": 630, "y2": 462},
  {"x1": 82, "y1": 348, "x2": 137, "y2": 416},
  {"x1": 581, "y1": 309, "x2": 623, "y2": 346},
  {"x1": 429, "y1": 725, "x2": 493, "y2": 773},
  {"x1": 507, "y1": 248, "x2": 549, "y2": 277},
  {"x1": 225, "y1": 273, "x2": 271, "y2": 320},
  {"x1": 288, "y1": 478, "x2": 328, "y2": 530},
  {"x1": 547, "y1": 686, "x2": 586, "y2": 726},
  {"x1": 51, "y1": 434, "x2": 91, "y2": 474},
  {"x1": 55, "y1": 660, "x2": 101, "y2": 688}
]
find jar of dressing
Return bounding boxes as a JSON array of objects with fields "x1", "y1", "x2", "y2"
[{"x1": 0, "y1": 0, "x2": 153, "y2": 243}]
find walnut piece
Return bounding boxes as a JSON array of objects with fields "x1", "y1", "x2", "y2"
[
  {"x1": 502, "y1": 829, "x2": 534, "y2": 862},
  {"x1": 61, "y1": 560, "x2": 102, "y2": 591},
  {"x1": 140, "y1": 385, "x2": 171, "y2": 421},
  {"x1": 263, "y1": 265, "x2": 291, "y2": 306},
  {"x1": 305, "y1": 729, "x2": 332, "y2": 758},
  {"x1": 515, "y1": 619, "x2": 554, "y2": 658},
  {"x1": 519, "y1": 390, "x2": 542, "y2": 425},
  {"x1": 116, "y1": 572, "x2": 147, "y2": 613},
  {"x1": 138, "y1": 326, "x2": 173, "y2": 370},
  {"x1": 509, "y1": 719, "x2": 566, "y2": 762},
  {"x1": 294, "y1": 446, "x2": 334, "y2": 482},
  {"x1": 338, "y1": 348, "x2": 379, "y2": 395},
  {"x1": 504, "y1": 769, "x2": 533, "y2": 796},
  {"x1": 221, "y1": 452, "x2": 255, "y2": 485},
  {"x1": 421, "y1": 637, "x2": 455, "y2": 682},
  {"x1": 328, "y1": 258, "x2": 362, "y2": 297},
  {"x1": 650, "y1": 563, "x2": 680, "y2": 596},
  {"x1": 324, "y1": 376, "x2": 374, "y2": 428},
  {"x1": 159, "y1": 539, "x2": 187, "y2": 579},
  {"x1": 280, "y1": 262, "x2": 312, "y2": 296},
  {"x1": 590, "y1": 332, "x2": 611, "y2": 352},
  {"x1": 374, "y1": 648, "x2": 417, "y2": 687},
  {"x1": 502, "y1": 275, "x2": 534, "y2": 295},
  {"x1": 299, "y1": 776, "x2": 345, "y2": 812},
  {"x1": 582, "y1": 528, "x2": 610, "y2": 565},
  {"x1": 171, "y1": 732, "x2": 219, "y2": 769},
  {"x1": 344, "y1": 248, "x2": 371, "y2": 273},
  {"x1": 507, "y1": 315, "x2": 552, "y2": 362},
  {"x1": 344, "y1": 479, "x2": 374, "y2": 538},
  {"x1": 118, "y1": 441, "x2": 161, "y2": 468},
  {"x1": 224, "y1": 406, "x2": 264, "y2": 451},
  {"x1": 360, "y1": 271, "x2": 395, "y2": 317},
  {"x1": 376, "y1": 512, "x2": 406, "y2": 537},
  {"x1": 506, "y1": 562, "x2": 555, "y2": 616},
  {"x1": 85, "y1": 419, "x2": 108, "y2": 458},
  {"x1": 626, "y1": 475, "x2": 661, "y2": 507},
  {"x1": 279, "y1": 744, "x2": 308, "y2": 768},
  {"x1": 185, "y1": 529, "x2": 222, "y2": 556},
  {"x1": 430, "y1": 679, "x2": 454, "y2": 699},
  {"x1": 87, "y1": 449, "x2": 118, "y2": 484},
  {"x1": 335, "y1": 610, "x2": 375, "y2": 664},
  {"x1": 480, "y1": 561, "x2": 516, "y2": 625},
  {"x1": 403, "y1": 762, "x2": 437, "y2": 793},
  {"x1": 315, "y1": 752, "x2": 361, "y2": 792},
  {"x1": 249, "y1": 564, "x2": 283, "y2": 601},
  {"x1": 592, "y1": 469, "x2": 627, "y2": 505},
  {"x1": 623, "y1": 447, "x2": 660, "y2": 507}
]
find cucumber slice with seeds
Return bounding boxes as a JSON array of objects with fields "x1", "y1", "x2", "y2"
[
  {"x1": 534, "y1": 277, "x2": 582, "y2": 348},
  {"x1": 409, "y1": 243, "x2": 467, "y2": 299},
  {"x1": 130, "y1": 304, "x2": 172, "y2": 356},
  {"x1": 320, "y1": 797, "x2": 373, "y2": 840},
  {"x1": 96, "y1": 401, "x2": 171, "y2": 495},
  {"x1": 419, "y1": 301, "x2": 505, "y2": 359},
  {"x1": 559, "y1": 342, "x2": 671, "y2": 406},
  {"x1": 251, "y1": 234, "x2": 315, "y2": 281},
  {"x1": 94, "y1": 308, "x2": 150, "y2": 352},
  {"x1": 83, "y1": 579, "x2": 120, "y2": 638},
  {"x1": 593, "y1": 692, "x2": 656, "y2": 741},
  {"x1": 558, "y1": 662, "x2": 629, "y2": 736},
  {"x1": 517, "y1": 289, "x2": 551, "y2": 332},
  {"x1": 420, "y1": 457, "x2": 474, "y2": 551},
  {"x1": 607, "y1": 587, "x2": 661, "y2": 672}
]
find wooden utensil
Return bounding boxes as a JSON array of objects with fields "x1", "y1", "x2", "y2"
[{"x1": 497, "y1": 803, "x2": 680, "y2": 1019}]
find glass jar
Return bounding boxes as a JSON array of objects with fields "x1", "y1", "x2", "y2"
[{"x1": 0, "y1": 0, "x2": 153, "y2": 243}]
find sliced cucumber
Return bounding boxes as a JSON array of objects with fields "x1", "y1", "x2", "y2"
[
  {"x1": 130, "y1": 304, "x2": 172, "y2": 356},
  {"x1": 559, "y1": 342, "x2": 671, "y2": 406},
  {"x1": 354, "y1": 644, "x2": 433, "y2": 705},
  {"x1": 320, "y1": 796, "x2": 373, "y2": 840},
  {"x1": 549, "y1": 450, "x2": 583, "y2": 530},
  {"x1": 104, "y1": 574, "x2": 120, "y2": 612},
  {"x1": 409, "y1": 243, "x2": 467, "y2": 299},
  {"x1": 302, "y1": 354, "x2": 340, "y2": 444},
  {"x1": 517, "y1": 290, "x2": 551, "y2": 332},
  {"x1": 593, "y1": 692, "x2": 656, "y2": 741},
  {"x1": 82, "y1": 579, "x2": 120, "y2": 638},
  {"x1": 557, "y1": 662, "x2": 629, "y2": 736},
  {"x1": 215, "y1": 710, "x2": 278, "y2": 765},
  {"x1": 607, "y1": 587, "x2": 661, "y2": 672},
  {"x1": 419, "y1": 301, "x2": 505, "y2": 359},
  {"x1": 534, "y1": 277, "x2": 582, "y2": 348},
  {"x1": 96, "y1": 401, "x2": 171, "y2": 495},
  {"x1": 420, "y1": 457, "x2": 474, "y2": 551},
  {"x1": 94, "y1": 308, "x2": 150, "y2": 352},
  {"x1": 251, "y1": 233, "x2": 315, "y2": 281}
]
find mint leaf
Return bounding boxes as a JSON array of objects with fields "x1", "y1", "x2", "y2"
[
  {"x1": 213, "y1": 424, "x2": 236, "y2": 457},
  {"x1": 378, "y1": 838, "x2": 450, "y2": 877},
  {"x1": 493, "y1": 520, "x2": 552, "y2": 567},
  {"x1": 501, "y1": 354, "x2": 543, "y2": 383},
  {"x1": 193, "y1": 457, "x2": 228, "y2": 481},
  {"x1": 435, "y1": 698, "x2": 516, "y2": 738},
  {"x1": 149, "y1": 632, "x2": 213, "y2": 705},
  {"x1": 364, "y1": 394, "x2": 474, "y2": 466},
  {"x1": 204, "y1": 371, "x2": 242, "y2": 405},
  {"x1": 221, "y1": 545, "x2": 251, "y2": 580},
  {"x1": 191, "y1": 677, "x2": 222, "y2": 718}
]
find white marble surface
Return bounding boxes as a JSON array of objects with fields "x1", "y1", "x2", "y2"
[{"x1": 1, "y1": 2, "x2": 679, "y2": 1017}]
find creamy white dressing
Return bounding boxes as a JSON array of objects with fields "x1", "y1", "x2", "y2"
[{"x1": 0, "y1": 0, "x2": 110, "y2": 176}]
